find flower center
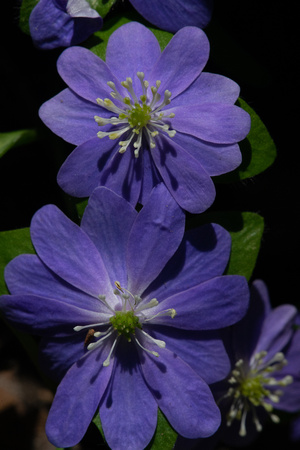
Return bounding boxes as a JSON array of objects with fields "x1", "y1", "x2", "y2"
[
  {"x1": 73, "y1": 281, "x2": 176, "y2": 367},
  {"x1": 222, "y1": 351, "x2": 293, "y2": 436},
  {"x1": 94, "y1": 72, "x2": 176, "y2": 158},
  {"x1": 109, "y1": 310, "x2": 142, "y2": 342}
]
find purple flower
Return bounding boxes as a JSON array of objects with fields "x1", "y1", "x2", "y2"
[
  {"x1": 209, "y1": 280, "x2": 300, "y2": 446},
  {"x1": 0, "y1": 184, "x2": 249, "y2": 449},
  {"x1": 29, "y1": 0, "x2": 103, "y2": 50},
  {"x1": 129, "y1": 0, "x2": 214, "y2": 32},
  {"x1": 39, "y1": 22, "x2": 250, "y2": 213}
]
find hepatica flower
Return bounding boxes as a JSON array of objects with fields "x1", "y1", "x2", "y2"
[
  {"x1": 0, "y1": 185, "x2": 250, "y2": 449},
  {"x1": 129, "y1": 0, "x2": 214, "y2": 32},
  {"x1": 29, "y1": 0, "x2": 103, "y2": 50},
  {"x1": 39, "y1": 22, "x2": 250, "y2": 213},
  {"x1": 212, "y1": 280, "x2": 300, "y2": 445}
]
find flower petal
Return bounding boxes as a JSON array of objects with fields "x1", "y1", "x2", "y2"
[
  {"x1": 81, "y1": 187, "x2": 137, "y2": 287},
  {"x1": 144, "y1": 224, "x2": 231, "y2": 301},
  {"x1": 39, "y1": 88, "x2": 103, "y2": 146},
  {"x1": 100, "y1": 341, "x2": 157, "y2": 450},
  {"x1": 151, "y1": 135, "x2": 216, "y2": 213},
  {"x1": 169, "y1": 103, "x2": 251, "y2": 144},
  {"x1": 5, "y1": 254, "x2": 105, "y2": 312},
  {"x1": 30, "y1": 204, "x2": 111, "y2": 297},
  {"x1": 149, "y1": 27, "x2": 210, "y2": 98},
  {"x1": 57, "y1": 46, "x2": 125, "y2": 104},
  {"x1": 106, "y1": 22, "x2": 161, "y2": 94},
  {"x1": 0, "y1": 294, "x2": 101, "y2": 337},
  {"x1": 171, "y1": 72, "x2": 240, "y2": 107},
  {"x1": 150, "y1": 325, "x2": 230, "y2": 384},
  {"x1": 129, "y1": 0, "x2": 213, "y2": 33},
  {"x1": 46, "y1": 344, "x2": 113, "y2": 448},
  {"x1": 126, "y1": 184, "x2": 185, "y2": 295},
  {"x1": 139, "y1": 346, "x2": 221, "y2": 438},
  {"x1": 152, "y1": 275, "x2": 249, "y2": 330}
]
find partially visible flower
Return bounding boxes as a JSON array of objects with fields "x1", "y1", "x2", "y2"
[
  {"x1": 290, "y1": 415, "x2": 300, "y2": 442},
  {"x1": 208, "y1": 280, "x2": 300, "y2": 447},
  {"x1": 29, "y1": 0, "x2": 103, "y2": 50},
  {"x1": 0, "y1": 184, "x2": 249, "y2": 449},
  {"x1": 39, "y1": 22, "x2": 250, "y2": 213},
  {"x1": 129, "y1": 0, "x2": 214, "y2": 32}
]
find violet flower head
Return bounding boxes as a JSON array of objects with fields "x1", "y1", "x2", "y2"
[
  {"x1": 0, "y1": 185, "x2": 249, "y2": 449},
  {"x1": 129, "y1": 0, "x2": 214, "y2": 33},
  {"x1": 211, "y1": 280, "x2": 300, "y2": 446},
  {"x1": 29, "y1": 0, "x2": 103, "y2": 50},
  {"x1": 39, "y1": 22, "x2": 251, "y2": 214}
]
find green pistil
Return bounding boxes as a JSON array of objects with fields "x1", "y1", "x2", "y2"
[
  {"x1": 126, "y1": 102, "x2": 152, "y2": 129},
  {"x1": 239, "y1": 375, "x2": 271, "y2": 407},
  {"x1": 109, "y1": 310, "x2": 142, "y2": 342}
]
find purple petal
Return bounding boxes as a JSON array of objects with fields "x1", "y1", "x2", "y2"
[
  {"x1": 57, "y1": 46, "x2": 125, "y2": 103},
  {"x1": 253, "y1": 304, "x2": 298, "y2": 360},
  {"x1": 29, "y1": 0, "x2": 102, "y2": 50},
  {"x1": 151, "y1": 135, "x2": 216, "y2": 213},
  {"x1": 150, "y1": 325, "x2": 230, "y2": 384},
  {"x1": 126, "y1": 184, "x2": 185, "y2": 296},
  {"x1": 169, "y1": 103, "x2": 251, "y2": 144},
  {"x1": 0, "y1": 294, "x2": 101, "y2": 337},
  {"x1": 5, "y1": 254, "x2": 106, "y2": 312},
  {"x1": 149, "y1": 27, "x2": 210, "y2": 98},
  {"x1": 30, "y1": 204, "x2": 111, "y2": 296},
  {"x1": 100, "y1": 342, "x2": 157, "y2": 450},
  {"x1": 151, "y1": 275, "x2": 249, "y2": 329},
  {"x1": 57, "y1": 137, "x2": 118, "y2": 198},
  {"x1": 39, "y1": 88, "x2": 103, "y2": 146},
  {"x1": 81, "y1": 187, "x2": 137, "y2": 287},
  {"x1": 106, "y1": 22, "x2": 161, "y2": 94},
  {"x1": 138, "y1": 144, "x2": 161, "y2": 204},
  {"x1": 129, "y1": 0, "x2": 213, "y2": 33},
  {"x1": 144, "y1": 223, "x2": 231, "y2": 301},
  {"x1": 46, "y1": 344, "x2": 113, "y2": 447},
  {"x1": 172, "y1": 132, "x2": 242, "y2": 176},
  {"x1": 171, "y1": 72, "x2": 240, "y2": 107},
  {"x1": 139, "y1": 346, "x2": 221, "y2": 438}
]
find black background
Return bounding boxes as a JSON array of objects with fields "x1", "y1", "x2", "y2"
[{"x1": 0, "y1": 0, "x2": 299, "y2": 449}]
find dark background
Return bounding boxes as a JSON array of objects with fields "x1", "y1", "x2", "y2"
[{"x1": 0, "y1": 0, "x2": 299, "y2": 449}]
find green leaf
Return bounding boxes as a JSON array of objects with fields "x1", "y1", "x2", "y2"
[
  {"x1": 216, "y1": 99, "x2": 277, "y2": 183},
  {"x1": 86, "y1": 9, "x2": 173, "y2": 61},
  {"x1": 0, "y1": 128, "x2": 38, "y2": 158},
  {"x1": 0, "y1": 228, "x2": 35, "y2": 295},
  {"x1": 86, "y1": 0, "x2": 118, "y2": 18},
  {"x1": 146, "y1": 409, "x2": 177, "y2": 450},
  {"x1": 190, "y1": 211, "x2": 264, "y2": 281},
  {"x1": 19, "y1": 0, "x2": 39, "y2": 34}
]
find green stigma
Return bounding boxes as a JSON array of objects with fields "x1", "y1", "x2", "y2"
[
  {"x1": 125, "y1": 101, "x2": 152, "y2": 129},
  {"x1": 109, "y1": 310, "x2": 142, "y2": 342},
  {"x1": 239, "y1": 374, "x2": 271, "y2": 407}
]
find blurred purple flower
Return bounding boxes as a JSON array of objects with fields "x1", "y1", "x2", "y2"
[
  {"x1": 0, "y1": 185, "x2": 249, "y2": 449},
  {"x1": 39, "y1": 22, "x2": 250, "y2": 213},
  {"x1": 29, "y1": 0, "x2": 103, "y2": 50},
  {"x1": 209, "y1": 280, "x2": 300, "y2": 447},
  {"x1": 129, "y1": 0, "x2": 214, "y2": 32}
]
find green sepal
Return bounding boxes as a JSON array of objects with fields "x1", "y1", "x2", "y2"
[
  {"x1": 216, "y1": 98, "x2": 277, "y2": 183},
  {"x1": 190, "y1": 211, "x2": 264, "y2": 281},
  {"x1": 0, "y1": 128, "x2": 38, "y2": 159},
  {"x1": 19, "y1": 0, "x2": 39, "y2": 34}
]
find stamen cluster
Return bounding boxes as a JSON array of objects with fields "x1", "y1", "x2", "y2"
[
  {"x1": 94, "y1": 72, "x2": 176, "y2": 158},
  {"x1": 222, "y1": 351, "x2": 293, "y2": 436}
]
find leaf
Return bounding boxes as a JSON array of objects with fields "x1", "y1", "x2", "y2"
[
  {"x1": 146, "y1": 409, "x2": 177, "y2": 450},
  {"x1": 0, "y1": 128, "x2": 38, "y2": 158},
  {"x1": 86, "y1": 8, "x2": 173, "y2": 60},
  {"x1": 19, "y1": 0, "x2": 39, "y2": 34},
  {"x1": 86, "y1": 0, "x2": 118, "y2": 18},
  {"x1": 190, "y1": 211, "x2": 264, "y2": 281},
  {"x1": 216, "y1": 99, "x2": 277, "y2": 182},
  {"x1": 0, "y1": 228, "x2": 35, "y2": 295}
]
